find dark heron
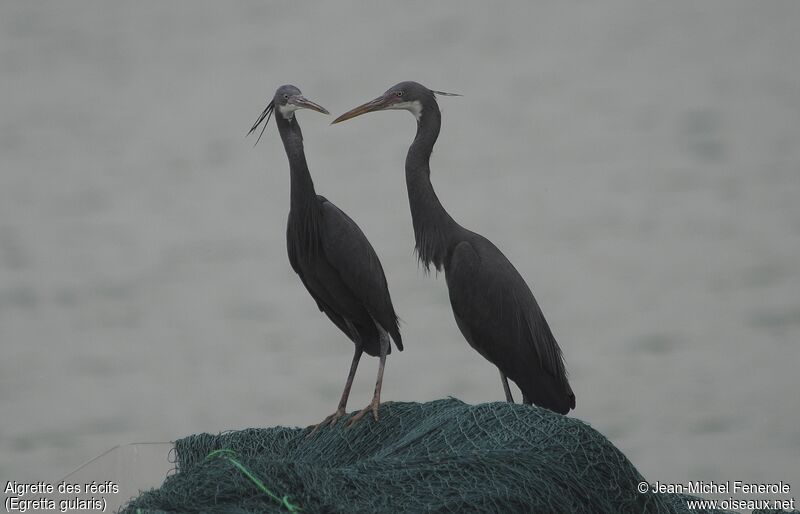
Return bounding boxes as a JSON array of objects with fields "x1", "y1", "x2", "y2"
[
  {"x1": 249, "y1": 85, "x2": 402, "y2": 431},
  {"x1": 333, "y1": 81, "x2": 574, "y2": 414}
]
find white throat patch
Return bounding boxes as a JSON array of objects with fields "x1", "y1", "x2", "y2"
[
  {"x1": 388, "y1": 100, "x2": 423, "y2": 121},
  {"x1": 278, "y1": 103, "x2": 300, "y2": 120}
]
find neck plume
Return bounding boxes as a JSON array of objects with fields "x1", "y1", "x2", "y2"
[{"x1": 405, "y1": 101, "x2": 461, "y2": 271}]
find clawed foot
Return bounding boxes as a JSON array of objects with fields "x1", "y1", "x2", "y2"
[
  {"x1": 306, "y1": 407, "x2": 346, "y2": 437},
  {"x1": 345, "y1": 400, "x2": 380, "y2": 429}
]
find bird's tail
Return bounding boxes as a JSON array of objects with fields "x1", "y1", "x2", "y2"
[
  {"x1": 522, "y1": 373, "x2": 575, "y2": 415},
  {"x1": 390, "y1": 315, "x2": 403, "y2": 351}
]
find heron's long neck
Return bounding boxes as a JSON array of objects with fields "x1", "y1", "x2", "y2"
[
  {"x1": 277, "y1": 115, "x2": 317, "y2": 212},
  {"x1": 277, "y1": 114, "x2": 322, "y2": 257},
  {"x1": 405, "y1": 106, "x2": 461, "y2": 271}
]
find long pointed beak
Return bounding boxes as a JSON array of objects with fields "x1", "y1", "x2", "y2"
[
  {"x1": 290, "y1": 95, "x2": 329, "y2": 115},
  {"x1": 332, "y1": 95, "x2": 393, "y2": 124}
]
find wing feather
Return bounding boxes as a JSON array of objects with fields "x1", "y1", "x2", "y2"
[
  {"x1": 318, "y1": 198, "x2": 403, "y2": 350},
  {"x1": 448, "y1": 239, "x2": 568, "y2": 386}
]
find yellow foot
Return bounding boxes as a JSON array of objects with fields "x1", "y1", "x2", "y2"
[
  {"x1": 346, "y1": 401, "x2": 380, "y2": 429},
  {"x1": 306, "y1": 408, "x2": 346, "y2": 437}
]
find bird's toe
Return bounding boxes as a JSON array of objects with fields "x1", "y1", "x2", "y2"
[
  {"x1": 306, "y1": 408, "x2": 347, "y2": 437},
  {"x1": 345, "y1": 403, "x2": 377, "y2": 429}
]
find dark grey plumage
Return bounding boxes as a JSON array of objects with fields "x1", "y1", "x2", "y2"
[
  {"x1": 333, "y1": 81, "x2": 574, "y2": 414},
  {"x1": 249, "y1": 85, "x2": 401, "y2": 429}
]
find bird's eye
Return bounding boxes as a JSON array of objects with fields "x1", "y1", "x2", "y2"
[
  {"x1": 396, "y1": 91, "x2": 403, "y2": 97},
  {"x1": 283, "y1": 94, "x2": 289, "y2": 100}
]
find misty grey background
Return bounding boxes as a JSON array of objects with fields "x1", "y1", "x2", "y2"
[{"x1": 2, "y1": 0, "x2": 798, "y2": 493}]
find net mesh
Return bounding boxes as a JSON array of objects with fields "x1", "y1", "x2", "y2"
[{"x1": 120, "y1": 399, "x2": 785, "y2": 513}]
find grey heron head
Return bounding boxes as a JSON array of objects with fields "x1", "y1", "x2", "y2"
[
  {"x1": 247, "y1": 85, "x2": 329, "y2": 144},
  {"x1": 332, "y1": 81, "x2": 459, "y2": 124}
]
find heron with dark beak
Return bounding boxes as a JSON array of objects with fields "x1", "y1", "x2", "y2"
[
  {"x1": 249, "y1": 85, "x2": 403, "y2": 432},
  {"x1": 333, "y1": 81, "x2": 575, "y2": 414}
]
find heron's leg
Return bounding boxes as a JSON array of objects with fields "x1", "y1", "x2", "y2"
[
  {"x1": 500, "y1": 371, "x2": 515, "y2": 403},
  {"x1": 307, "y1": 345, "x2": 363, "y2": 436},
  {"x1": 347, "y1": 331, "x2": 390, "y2": 428},
  {"x1": 336, "y1": 345, "x2": 363, "y2": 413}
]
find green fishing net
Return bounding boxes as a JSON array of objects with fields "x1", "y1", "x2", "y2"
[{"x1": 119, "y1": 399, "x2": 788, "y2": 513}]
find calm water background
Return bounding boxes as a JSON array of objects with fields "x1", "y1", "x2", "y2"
[{"x1": 2, "y1": 0, "x2": 798, "y2": 493}]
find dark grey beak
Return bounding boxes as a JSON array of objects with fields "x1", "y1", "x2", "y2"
[
  {"x1": 331, "y1": 94, "x2": 396, "y2": 124},
  {"x1": 289, "y1": 95, "x2": 330, "y2": 115}
]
